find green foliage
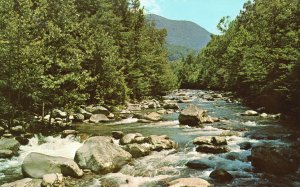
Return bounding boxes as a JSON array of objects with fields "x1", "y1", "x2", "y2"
[
  {"x1": 0, "y1": 0, "x2": 177, "y2": 121},
  {"x1": 178, "y1": 0, "x2": 300, "y2": 115}
]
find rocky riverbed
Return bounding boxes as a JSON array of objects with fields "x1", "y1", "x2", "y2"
[{"x1": 0, "y1": 89, "x2": 299, "y2": 187}]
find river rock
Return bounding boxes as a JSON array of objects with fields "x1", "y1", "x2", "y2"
[
  {"x1": 86, "y1": 105, "x2": 109, "y2": 115},
  {"x1": 10, "y1": 125, "x2": 25, "y2": 135},
  {"x1": 133, "y1": 136, "x2": 149, "y2": 144},
  {"x1": 260, "y1": 113, "x2": 268, "y2": 118},
  {"x1": 22, "y1": 152, "x2": 83, "y2": 178},
  {"x1": 178, "y1": 104, "x2": 209, "y2": 127},
  {"x1": 163, "y1": 103, "x2": 179, "y2": 110},
  {"x1": 15, "y1": 136, "x2": 29, "y2": 145},
  {"x1": 251, "y1": 145, "x2": 300, "y2": 174},
  {"x1": 196, "y1": 145, "x2": 229, "y2": 154},
  {"x1": 0, "y1": 138, "x2": 20, "y2": 158},
  {"x1": 41, "y1": 173, "x2": 63, "y2": 187},
  {"x1": 193, "y1": 136, "x2": 213, "y2": 145},
  {"x1": 125, "y1": 143, "x2": 151, "y2": 158},
  {"x1": 209, "y1": 168, "x2": 233, "y2": 182},
  {"x1": 74, "y1": 136, "x2": 132, "y2": 174},
  {"x1": 52, "y1": 109, "x2": 67, "y2": 118},
  {"x1": 144, "y1": 112, "x2": 162, "y2": 121},
  {"x1": 112, "y1": 131, "x2": 124, "y2": 139},
  {"x1": 211, "y1": 137, "x2": 227, "y2": 146},
  {"x1": 239, "y1": 142, "x2": 252, "y2": 150},
  {"x1": 78, "y1": 108, "x2": 92, "y2": 119},
  {"x1": 241, "y1": 110, "x2": 258, "y2": 116},
  {"x1": 168, "y1": 178, "x2": 211, "y2": 187},
  {"x1": 0, "y1": 178, "x2": 42, "y2": 187},
  {"x1": 62, "y1": 130, "x2": 78, "y2": 138},
  {"x1": 212, "y1": 93, "x2": 223, "y2": 98},
  {"x1": 186, "y1": 160, "x2": 210, "y2": 170},
  {"x1": 73, "y1": 113, "x2": 85, "y2": 122},
  {"x1": 149, "y1": 135, "x2": 176, "y2": 151},
  {"x1": 120, "y1": 133, "x2": 142, "y2": 145},
  {"x1": 89, "y1": 114, "x2": 109, "y2": 123},
  {"x1": 126, "y1": 103, "x2": 142, "y2": 111}
]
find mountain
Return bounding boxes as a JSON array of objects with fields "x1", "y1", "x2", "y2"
[{"x1": 146, "y1": 14, "x2": 211, "y2": 51}]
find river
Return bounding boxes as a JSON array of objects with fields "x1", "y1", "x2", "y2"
[{"x1": 0, "y1": 90, "x2": 299, "y2": 186}]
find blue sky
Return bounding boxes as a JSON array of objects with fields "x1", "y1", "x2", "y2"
[{"x1": 140, "y1": 0, "x2": 248, "y2": 34}]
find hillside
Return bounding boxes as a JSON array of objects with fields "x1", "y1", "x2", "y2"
[{"x1": 146, "y1": 14, "x2": 211, "y2": 50}]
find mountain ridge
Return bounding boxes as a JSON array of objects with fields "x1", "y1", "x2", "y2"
[{"x1": 146, "y1": 14, "x2": 211, "y2": 50}]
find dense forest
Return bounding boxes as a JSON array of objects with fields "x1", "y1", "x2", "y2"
[
  {"x1": 177, "y1": 0, "x2": 300, "y2": 117},
  {"x1": 0, "y1": 0, "x2": 177, "y2": 122}
]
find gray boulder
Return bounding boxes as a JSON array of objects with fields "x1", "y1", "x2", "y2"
[
  {"x1": 89, "y1": 114, "x2": 109, "y2": 123},
  {"x1": 251, "y1": 145, "x2": 300, "y2": 174},
  {"x1": 178, "y1": 104, "x2": 209, "y2": 127},
  {"x1": 143, "y1": 112, "x2": 162, "y2": 122},
  {"x1": 193, "y1": 136, "x2": 213, "y2": 145},
  {"x1": 124, "y1": 143, "x2": 151, "y2": 158},
  {"x1": 22, "y1": 152, "x2": 83, "y2": 178},
  {"x1": 52, "y1": 109, "x2": 67, "y2": 118},
  {"x1": 149, "y1": 135, "x2": 177, "y2": 151},
  {"x1": 74, "y1": 136, "x2": 132, "y2": 174},
  {"x1": 78, "y1": 108, "x2": 92, "y2": 119},
  {"x1": 10, "y1": 125, "x2": 25, "y2": 135}
]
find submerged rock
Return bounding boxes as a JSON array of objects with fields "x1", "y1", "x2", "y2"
[
  {"x1": 178, "y1": 104, "x2": 209, "y2": 127},
  {"x1": 22, "y1": 152, "x2": 83, "y2": 178},
  {"x1": 209, "y1": 168, "x2": 233, "y2": 182},
  {"x1": 251, "y1": 145, "x2": 300, "y2": 175},
  {"x1": 74, "y1": 136, "x2": 132, "y2": 174},
  {"x1": 168, "y1": 178, "x2": 211, "y2": 187}
]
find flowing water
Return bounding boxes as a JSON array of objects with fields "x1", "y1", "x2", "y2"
[{"x1": 0, "y1": 90, "x2": 299, "y2": 186}]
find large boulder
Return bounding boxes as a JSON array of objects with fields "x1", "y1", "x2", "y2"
[
  {"x1": 124, "y1": 143, "x2": 151, "y2": 158},
  {"x1": 0, "y1": 178, "x2": 42, "y2": 187},
  {"x1": 89, "y1": 114, "x2": 109, "y2": 123},
  {"x1": 168, "y1": 178, "x2": 211, "y2": 187},
  {"x1": 196, "y1": 145, "x2": 229, "y2": 154},
  {"x1": 178, "y1": 104, "x2": 209, "y2": 127},
  {"x1": 209, "y1": 168, "x2": 233, "y2": 182},
  {"x1": 0, "y1": 138, "x2": 20, "y2": 158},
  {"x1": 251, "y1": 145, "x2": 300, "y2": 175},
  {"x1": 149, "y1": 135, "x2": 177, "y2": 151},
  {"x1": 74, "y1": 136, "x2": 132, "y2": 174},
  {"x1": 86, "y1": 105, "x2": 109, "y2": 115},
  {"x1": 78, "y1": 108, "x2": 92, "y2": 119},
  {"x1": 22, "y1": 152, "x2": 83, "y2": 178}
]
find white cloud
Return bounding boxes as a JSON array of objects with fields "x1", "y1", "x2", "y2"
[{"x1": 140, "y1": 0, "x2": 162, "y2": 14}]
